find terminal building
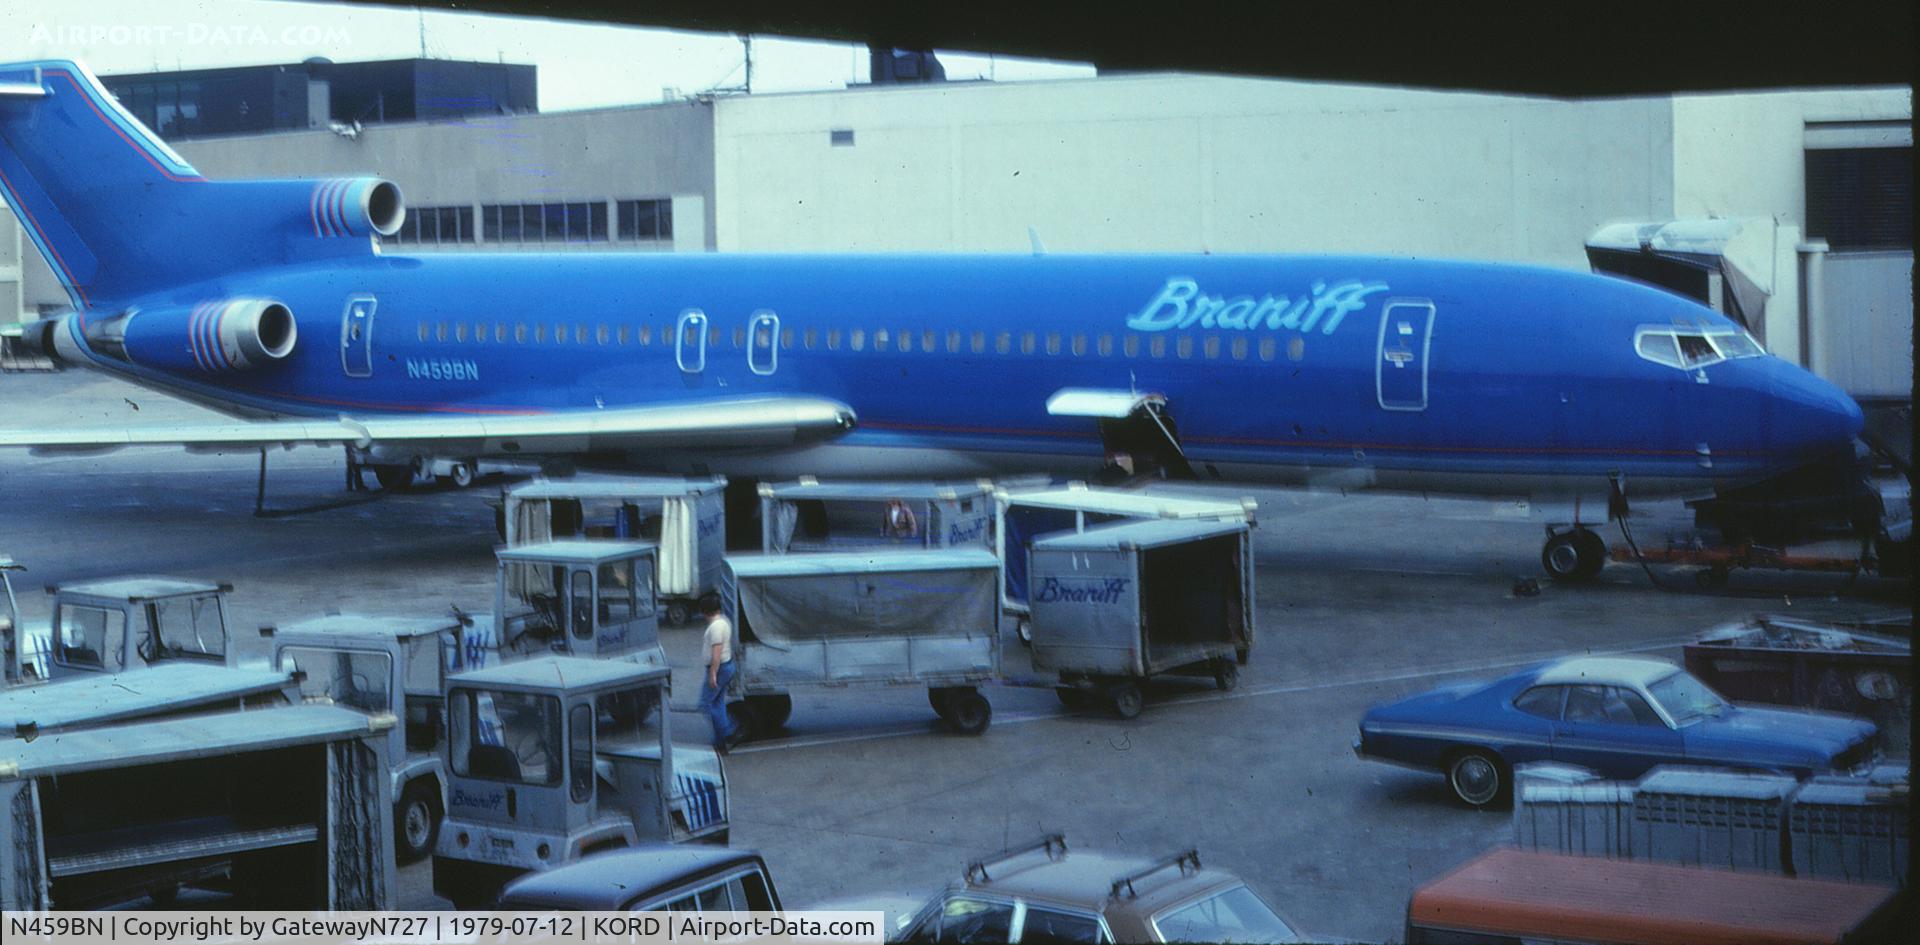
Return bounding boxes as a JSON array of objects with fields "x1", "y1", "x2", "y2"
[{"x1": 1, "y1": 56, "x2": 1909, "y2": 410}]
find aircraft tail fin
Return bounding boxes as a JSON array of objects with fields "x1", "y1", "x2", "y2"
[{"x1": 0, "y1": 60, "x2": 401, "y2": 310}]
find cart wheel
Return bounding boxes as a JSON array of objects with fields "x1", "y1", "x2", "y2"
[
  {"x1": 1107, "y1": 682, "x2": 1144, "y2": 720},
  {"x1": 1213, "y1": 661, "x2": 1239, "y2": 692},
  {"x1": 1236, "y1": 647, "x2": 1250, "y2": 666},
  {"x1": 396, "y1": 779, "x2": 442, "y2": 864},
  {"x1": 725, "y1": 701, "x2": 756, "y2": 743},
  {"x1": 666, "y1": 601, "x2": 692, "y2": 626},
  {"x1": 1016, "y1": 617, "x2": 1033, "y2": 647},
  {"x1": 1056, "y1": 687, "x2": 1090, "y2": 709},
  {"x1": 442, "y1": 462, "x2": 475, "y2": 488},
  {"x1": 747, "y1": 693, "x2": 793, "y2": 730},
  {"x1": 944, "y1": 689, "x2": 992, "y2": 735},
  {"x1": 373, "y1": 464, "x2": 414, "y2": 492}
]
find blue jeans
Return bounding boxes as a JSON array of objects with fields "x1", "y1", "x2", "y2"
[{"x1": 702, "y1": 660, "x2": 737, "y2": 747}]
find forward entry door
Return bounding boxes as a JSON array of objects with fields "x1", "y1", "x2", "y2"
[
  {"x1": 341, "y1": 294, "x2": 375, "y2": 378},
  {"x1": 1376, "y1": 299, "x2": 1435, "y2": 411}
]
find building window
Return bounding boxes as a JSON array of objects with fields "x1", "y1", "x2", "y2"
[
  {"x1": 617, "y1": 199, "x2": 674, "y2": 241},
  {"x1": 1806, "y1": 145, "x2": 1913, "y2": 250},
  {"x1": 830, "y1": 129, "x2": 855, "y2": 147},
  {"x1": 387, "y1": 205, "x2": 474, "y2": 245},
  {"x1": 480, "y1": 201, "x2": 608, "y2": 243}
]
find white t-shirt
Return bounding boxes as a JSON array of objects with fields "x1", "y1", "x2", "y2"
[{"x1": 703, "y1": 615, "x2": 733, "y2": 664}]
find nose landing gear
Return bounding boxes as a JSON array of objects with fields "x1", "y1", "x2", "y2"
[{"x1": 1541, "y1": 526, "x2": 1608, "y2": 582}]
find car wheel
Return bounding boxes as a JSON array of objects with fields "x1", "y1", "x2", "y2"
[
  {"x1": 1447, "y1": 749, "x2": 1507, "y2": 807},
  {"x1": 747, "y1": 693, "x2": 793, "y2": 729},
  {"x1": 943, "y1": 689, "x2": 992, "y2": 735},
  {"x1": 1108, "y1": 682, "x2": 1144, "y2": 720},
  {"x1": 446, "y1": 462, "x2": 475, "y2": 488},
  {"x1": 396, "y1": 780, "x2": 441, "y2": 863}
]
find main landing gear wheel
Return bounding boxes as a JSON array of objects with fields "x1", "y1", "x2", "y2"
[
  {"x1": 374, "y1": 464, "x2": 415, "y2": 492},
  {"x1": 441, "y1": 462, "x2": 475, "y2": 488},
  {"x1": 1447, "y1": 749, "x2": 1508, "y2": 808},
  {"x1": 1542, "y1": 528, "x2": 1606, "y2": 582}
]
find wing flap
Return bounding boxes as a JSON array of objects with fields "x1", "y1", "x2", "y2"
[{"x1": 0, "y1": 396, "x2": 856, "y2": 456}]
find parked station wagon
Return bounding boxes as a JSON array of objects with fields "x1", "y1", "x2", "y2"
[
  {"x1": 889, "y1": 835, "x2": 1304, "y2": 943},
  {"x1": 496, "y1": 843, "x2": 781, "y2": 912},
  {"x1": 1355, "y1": 655, "x2": 1880, "y2": 807}
]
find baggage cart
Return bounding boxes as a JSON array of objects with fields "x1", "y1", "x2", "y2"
[
  {"x1": 0, "y1": 703, "x2": 397, "y2": 910},
  {"x1": 502, "y1": 476, "x2": 726, "y2": 625},
  {"x1": 1685, "y1": 614, "x2": 1911, "y2": 753},
  {"x1": 995, "y1": 484, "x2": 1255, "y2": 647},
  {"x1": 721, "y1": 549, "x2": 1001, "y2": 738},
  {"x1": 760, "y1": 478, "x2": 996, "y2": 555},
  {"x1": 1026, "y1": 518, "x2": 1254, "y2": 718}
]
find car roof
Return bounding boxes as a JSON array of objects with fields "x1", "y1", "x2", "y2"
[
  {"x1": 497, "y1": 844, "x2": 767, "y2": 909},
  {"x1": 961, "y1": 846, "x2": 1237, "y2": 915},
  {"x1": 1534, "y1": 656, "x2": 1677, "y2": 689}
]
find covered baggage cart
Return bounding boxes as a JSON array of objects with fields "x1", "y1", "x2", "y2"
[
  {"x1": 760, "y1": 477, "x2": 996, "y2": 554},
  {"x1": 0, "y1": 662, "x2": 296, "y2": 737},
  {"x1": 0, "y1": 703, "x2": 397, "y2": 910},
  {"x1": 1027, "y1": 519, "x2": 1254, "y2": 718},
  {"x1": 995, "y1": 484, "x2": 1255, "y2": 644},
  {"x1": 502, "y1": 476, "x2": 726, "y2": 625},
  {"x1": 721, "y1": 549, "x2": 1001, "y2": 738}
]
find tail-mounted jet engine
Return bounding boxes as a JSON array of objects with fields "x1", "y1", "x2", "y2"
[
  {"x1": 305, "y1": 177, "x2": 405, "y2": 239},
  {"x1": 53, "y1": 300, "x2": 299, "y2": 372}
]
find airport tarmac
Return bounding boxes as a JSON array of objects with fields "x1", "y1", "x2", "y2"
[{"x1": 1, "y1": 372, "x2": 1907, "y2": 940}]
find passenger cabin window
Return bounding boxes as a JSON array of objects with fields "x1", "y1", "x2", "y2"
[
  {"x1": 1513, "y1": 685, "x2": 1566, "y2": 720},
  {"x1": 971, "y1": 331, "x2": 986, "y2": 354}
]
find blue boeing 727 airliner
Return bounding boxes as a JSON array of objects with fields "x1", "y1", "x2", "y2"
[{"x1": 0, "y1": 61, "x2": 1871, "y2": 580}]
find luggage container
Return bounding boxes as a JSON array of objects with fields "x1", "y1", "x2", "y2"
[
  {"x1": 1025, "y1": 519, "x2": 1253, "y2": 718},
  {"x1": 1685, "y1": 614, "x2": 1911, "y2": 753},
  {"x1": 760, "y1": 478, "x2": 996, "y2": 554},
  {"x1": 1631, "y1": 767, "x2": 1796, "y2": 873},
  {"x1": 0, "y1": 662, "x2": 296, "y2": 737},
  {"x1": 264, "y1": 614, "x2": 466, "y2": 864},
  {"x1": 1512, "y1": 775, "x2": 1636, "y2": 860},
  {"x1": 1789, "y1": 777, "x2": 1910, "y2": 886},
  {"x1": 0, "y1": 703, "x2": 396, "y2": 910},
  {"x1": 502, "y1": 476, "x2": 726, "y2": 625},
  {"x1": 995, "y1": 484, "x2": 1255, "y2": 647},
  {"x1": 432, "y1": 655, "x2": 727, "y2": 908},
  {"x1": 485, "y1": 541, "x2": 664, "y2": 666},
  {"x1": 721, "y1": 549, "x2": 1001, "y2": 739}
]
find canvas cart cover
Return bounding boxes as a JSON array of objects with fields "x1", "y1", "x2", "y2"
[
  {"x1": 724, "y1": 550, "x2": 1000, "y2": 647},
  {"x1": 506, "y1": 478, "x2": 722, "y2": 596}
]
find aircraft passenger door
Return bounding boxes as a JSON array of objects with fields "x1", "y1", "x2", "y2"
[
  {"x1": 676, "y1": 309, "x2": 708, "y2": 374},
  {"x1": 747, "y1": 310, "x2": 778, "y2": 375},
  {"x1": 1376, "y1": 299, "x2": 1435, "y2": 411},
  {"x1": 341, "y1": 294, "x2": 375, "y2": 378}
]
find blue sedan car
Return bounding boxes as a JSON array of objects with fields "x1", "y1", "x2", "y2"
[{"x1": 1354, "y1": 656, "x2": 1879, "y2": 807}]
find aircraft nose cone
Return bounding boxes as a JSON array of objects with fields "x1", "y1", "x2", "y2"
[{"x1": 1769, "y1": 363, "x2": 1863, "y2": 458}]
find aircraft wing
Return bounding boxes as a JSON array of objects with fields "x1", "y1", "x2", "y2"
[{"x1": 0, "y1": 396, "x2": 857, "y2": 456}]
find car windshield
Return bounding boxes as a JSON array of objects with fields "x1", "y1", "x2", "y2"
[
  {"x1": 1154, "y1": 885, "x2": 1298, "y2": 943},
  {"x1": 1646, "y1": 670, "x2": 1729, "y2": 725}
]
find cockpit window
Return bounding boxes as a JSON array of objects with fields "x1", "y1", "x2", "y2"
[{"x1": 1635, "y1": 326, "x2": 1765, "y2": 371}]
